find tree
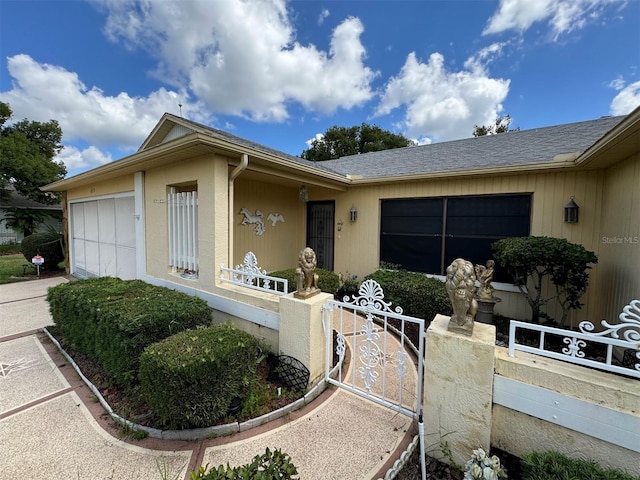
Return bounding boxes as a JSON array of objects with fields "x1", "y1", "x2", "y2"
[
  {"x1": 473, "y1": 114, "x2": 519, "y2": 137},
  {"x1": 301, "y1": 123, "x2": 414, "y2": 161},
  {"x1": 492, "y1": 236, "x2": 598, "y2": 325},
  {"x1": 1, "y1": 208, "x2": 48, "y2": 238},
  {"x1": 0, "y1": 101, "x2": 66, "y2": 205}
]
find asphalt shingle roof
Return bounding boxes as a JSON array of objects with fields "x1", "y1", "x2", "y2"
[{"x1": 316, "y1": 115, "x2": 626, "y2": 179}]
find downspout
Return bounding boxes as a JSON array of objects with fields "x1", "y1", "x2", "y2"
[{"x1": 228, "y1": 153, "x2": 249, "y2": 268}]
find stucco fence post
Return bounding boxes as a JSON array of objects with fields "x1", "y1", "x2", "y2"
[
  {"x1": 423, "y1": 314, "x2": 496, "y2": 468},
  {"x1": 278, "y1": 292, "x2": 332, "y2": 387}
]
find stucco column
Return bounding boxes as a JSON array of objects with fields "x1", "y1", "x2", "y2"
[
  {"x1": 423, "y1": 314, "x2": 496, "y2": 468},
  {"x1": 279, "y1": 292, "x2": 331, "y2": 387}
]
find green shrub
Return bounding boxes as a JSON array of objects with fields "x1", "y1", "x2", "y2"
[
  {"x1": 47, "y1": 277, "x2": 212, "y2": 383},
  {"x1": 139, "y1": 323, "x2": 260, "y2": 429},
  {"x1": 269, "y1": 268, "x2": 340, "y2": 295},
  {"x1": 21, "y1": 231, "x2": 64, "y2": 269},
  {"x1": 364, "y1": 269, "x2": 451, "y2": 323},
  {"x1": 521, "y1": 451, "x2": 637, "y2": 480},
  {"x1": 191, "y1": 448, "x2": 298, "y2": 479}
]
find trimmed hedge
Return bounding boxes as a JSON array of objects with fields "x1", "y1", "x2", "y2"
[
  {"x1": 364, "y1": 269, "x2": 452, "y2": 323},
  {"x1": 139, "y1": 323, "x2": 260, "y2": 429},
  {"x1": 21, "y1": 232, "x2": 64, "y2": 269},
  {"x1": 47, "y1": 277, "x2": 212, "y2": 383},
  {"x1": 269, "y1": 268, "x2": 340, "y2": 295}
]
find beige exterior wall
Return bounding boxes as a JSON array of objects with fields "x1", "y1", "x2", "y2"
[
  {"x1": 144, "y1": 153, "x2": 228, "y2": 291},
  {"x1": 493, "y1": 348, "x2": 640, "y2": 475},
  {"x1": 66, "y1": 175, "x2": 135, "y2": 201},
  {"x1": 319, "y1": 169, "x2": 608, "y2": 323},
  {"x1": 596, "y1": 153, "x2": 640, "y2": 321},
  {"x1": 233, "y1": 178, "x2": 304, "y2": 272}
]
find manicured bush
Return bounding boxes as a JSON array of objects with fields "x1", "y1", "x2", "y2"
[
  {"x1": 364, "y1": 269, "x2": 452, "y2": 323},
  {"x1": 191, "y1": 448, "x2": 298, "y2": 479},
  {"x1": 521, "y1": 451, "x2": 637, "y2": 480},
  {"x1": 47, "y1": 277, "x2": 212, "y2": 383},
  {"x1": 139, "y1": 323, "x2": 261, "y2": 429},
  {"x1": 269, "y1": 268, "x2": 340, "y2": 295},
  {"x1": 21, "y1": 231, "x2": 64, "y2": 269},
  {"x1": 493, "y1": 236, "x2": 598, "y2": 325}
]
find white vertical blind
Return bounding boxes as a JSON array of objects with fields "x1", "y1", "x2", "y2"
[{"x1": 168, "y1": 190, "x2": 198, "y2": 272}]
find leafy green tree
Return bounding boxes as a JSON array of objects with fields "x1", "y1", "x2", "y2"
[
  {"x1": 1, "y1": 208, "x2": 48, "y2": 237},
  {"x1": 301, "y1": 123, "x2": 414, "y2": 161},
  {"x1": 473, "y1": 114, "x2": 519, "y2": 137},
  {"x1": 0, "y1": 101, "x2": 66, "y2": 204},
  {"x1": 492, "y1": 236, "x2": 598, "y2": 325}
]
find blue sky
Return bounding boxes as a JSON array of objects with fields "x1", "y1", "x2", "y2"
[{"x1": 1, "y1": 0, "x2": 639, "y2": 177}]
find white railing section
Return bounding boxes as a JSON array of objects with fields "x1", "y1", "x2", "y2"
[
  {"x1": 220, "y1": 252, "x2": 288, "y2": 295},
  {"x1": 168, "y1": 190, "x2": 198, "y2": 273},
  {"x1": 508, "y1": 299, "x2": 640, "y2": 379}
]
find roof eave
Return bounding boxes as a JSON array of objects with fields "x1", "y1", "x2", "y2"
[{"x1": 43, "y1": 132, "x2": 350, "y2": 192}]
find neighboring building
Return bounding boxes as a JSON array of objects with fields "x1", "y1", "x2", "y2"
[
  {"x1": 43, "y1": 106, "x2": 640, "y2": 328},
  {"x1": 0, "y1": 187, "x2": 63, "y2": 244}
]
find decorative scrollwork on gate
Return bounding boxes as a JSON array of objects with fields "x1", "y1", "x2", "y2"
[
  {"x1": 579, "y1": 299, "x2": 640, "y2": 343},
  {"x1": 562, "y1": 337, "x2": 586, "y2": 358},
  {"x1": 348, "y1": 279, "x2": 404, "y2": 315},
  {"x1": 234, "y1": 252, "x2": 266, "y2": 284}
]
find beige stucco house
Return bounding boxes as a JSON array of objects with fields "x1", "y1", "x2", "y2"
[{"x1": 43, "y1": 106, "x2": 640, "y2": 336}]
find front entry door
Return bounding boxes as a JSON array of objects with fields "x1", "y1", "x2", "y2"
[{"x1": 306, "y1": 201, "x2": 334, "y2": 271}]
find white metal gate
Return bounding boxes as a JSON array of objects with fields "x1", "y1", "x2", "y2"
[{"x1": 322, "y1": 279, "x2": 425, "y2": 420}]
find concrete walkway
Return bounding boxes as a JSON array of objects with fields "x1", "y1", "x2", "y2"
[{"x1": 0, "y1": 277, "x2": 416, "y2": 480}]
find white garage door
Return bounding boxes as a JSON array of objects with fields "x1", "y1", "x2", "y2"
[{"x1": 70, "y1": 196, "x2": 137, "y2": 280}]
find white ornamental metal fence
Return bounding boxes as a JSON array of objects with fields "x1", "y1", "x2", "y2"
[
  {"x1": 220, "y1": 252, "x2": 288, "y2": 295},
  {"x1": 322, "y1": 279, "x2": 425, "y2": 417},
  {"x1": 322, "y1": 278, "x2": 428, "y2": 479},
  {"x1": 508, "y1": 299, "x2": 640, "y2": 379}
]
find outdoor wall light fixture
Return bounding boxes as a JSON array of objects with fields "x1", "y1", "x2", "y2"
[
  {"x1": 564, "y1": 196, "x2": 579, "y2": 223},
  {"x1": 299, "y1": 185, "x2": 308, "y2": 203},
  {"x1": 350, "y1": 206, "x2": 358, "y2": 222}
]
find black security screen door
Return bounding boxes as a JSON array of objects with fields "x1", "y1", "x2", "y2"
[
  {"x1": 380, "y1": 194, "x2": 531, "y2": 282},
  {"x1": 306, "y1": 201, "x2": 334, "y2": 271}
]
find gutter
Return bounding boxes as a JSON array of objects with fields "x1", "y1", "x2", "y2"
[{"x1": 229, "y1": 153, "x2": 249, "y2": 268}]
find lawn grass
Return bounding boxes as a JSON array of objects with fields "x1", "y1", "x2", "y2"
[{"x1": 0, "y1": 253, "x2": 32, "y2": 284}]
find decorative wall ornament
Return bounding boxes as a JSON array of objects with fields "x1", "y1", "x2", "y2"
[
  {"x1": 240, "y1": 207, "x2": 265, "y2": 235},
  {"x1": 267, "y1": 213, "x2": 285, "y2": 226}
]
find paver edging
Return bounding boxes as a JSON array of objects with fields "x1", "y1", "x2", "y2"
[{"x1": 43, "y1": 327, "x2": 331, "y2": 441}]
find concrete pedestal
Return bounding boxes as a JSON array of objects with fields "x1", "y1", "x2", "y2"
[
  {"x1": 423, "y1": 315, "x2": 496, "y2": 468},
  {"x1": 279, "y1": 292, "x2": 332, "y2": 387}
]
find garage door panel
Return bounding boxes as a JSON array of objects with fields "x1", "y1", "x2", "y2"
[
  {"x1": 98, "y1": 199, "x2": 116, "y2": 244},
  {"x1": 84, "y1": 241, "x2": 100, "y2": 276},
  {"x1": 84, "y1": 202, "x2": 99, "y2": 242},
  {"x1": 99, "y1": 243, "x2": 117, "y2": 277},
  {"x1": 115, "y1": 197, "x2": 136, "y2": 248},
  {"x1": 72, "y1": 203, "x2": 85, "y2": 237},
  {"x1": 116, "y1": 246, "x2": 136, "y2": 280},
  {"x1": 71, "y1": 196, "x2": 137, "y2": 280}
]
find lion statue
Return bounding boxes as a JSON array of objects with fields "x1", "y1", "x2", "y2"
[
  {"x1": 295, "y1": 247, "x2": 319, "y2": 296},
  {"x1": 445, "y1": 258, "x2": 478, "y2": 333}
]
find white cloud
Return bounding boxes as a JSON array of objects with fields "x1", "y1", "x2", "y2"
[
  {"x1": 318, "y1": 9, "x2": 330, "y2": 25},
  {"x1": 98, "y1": 0, "x2": 376, "y2": 121},
  {"x1": 609, "y1": 80, "x2": 640, "y2": 115},
  {"x1": 305, "y1": 133, "x2": 324, "y2": 149},
  {"x1": 56, "y1": 145, "x2": 113, "y2": 174},
  {"x1": 483, "y1": 0, "x2": 623, "y2": 39},
  {"x1": 0, "y1": 54, "x2": 208, "y2": 150},
  {"x1": 374, "y1": 52, "x2": 510, "y2": 142}
]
